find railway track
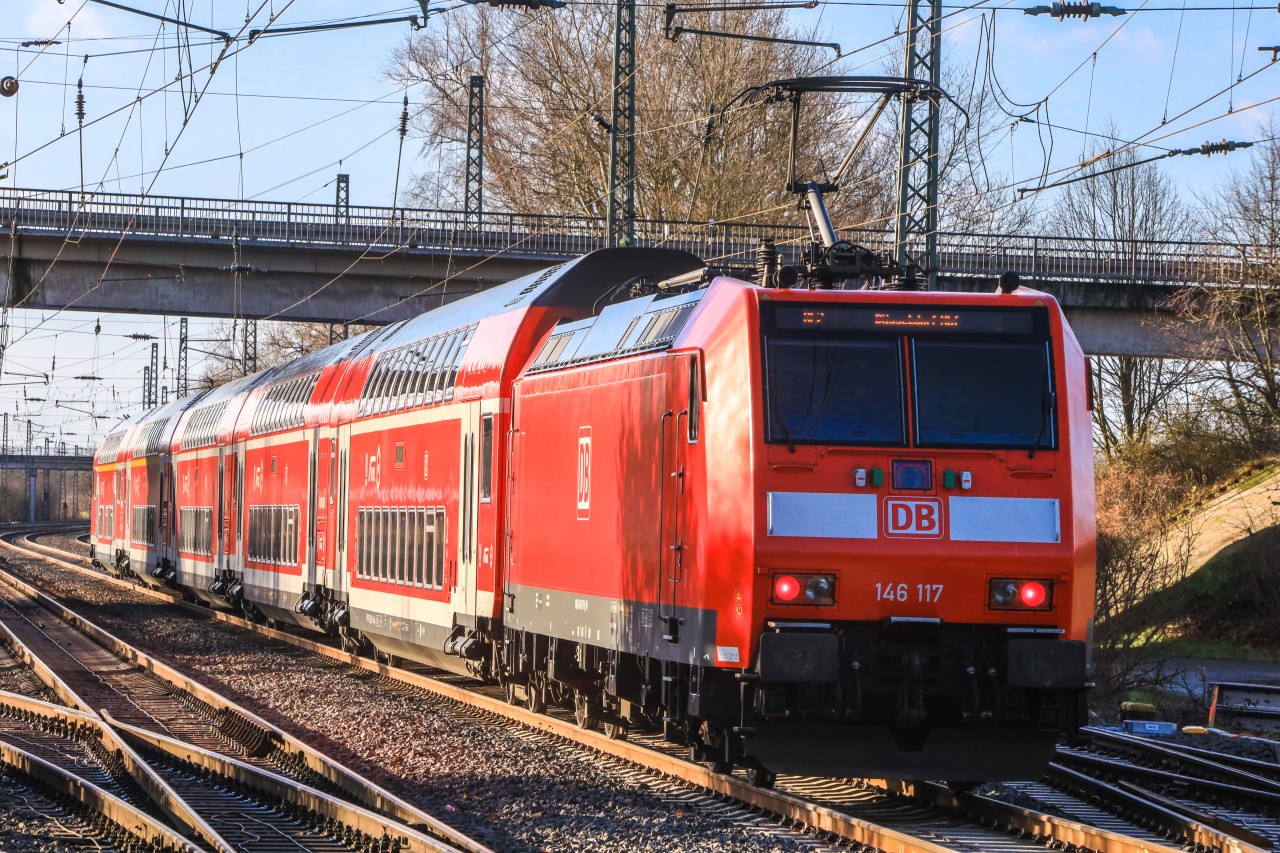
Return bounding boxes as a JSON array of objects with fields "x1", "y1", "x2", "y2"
[
  {"x1": 1048, "y1": 726, "x2": 1280, "y2": 849},
  {"x1": 7, "y1": 524, "x2": 1271, "y2": 853},
  {"x1": 0, "y1": 528, "x2": 494, "y2": 853}
]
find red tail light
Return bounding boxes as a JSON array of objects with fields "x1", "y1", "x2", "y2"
[
  {"x1": 772, "y1": 573, "x2": 836, "y2": 605},
  {"x1": 989, "y1": 578, "x2": 1054, "y2": 611}
]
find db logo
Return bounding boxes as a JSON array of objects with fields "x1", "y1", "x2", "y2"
[
  {"x1": 576, "y1": 427, "x2": 591, "y2": 520},
  {"x1": 884, "y1": 497, "x2": 943, "y2": 538}
]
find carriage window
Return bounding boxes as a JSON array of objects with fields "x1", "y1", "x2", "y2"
[
  {"x1": 480, "y1": 415, "x2": 494, "y2": 503},
  {"x1": 356, "y1": 509, "x2": 366, "y2": 578}
]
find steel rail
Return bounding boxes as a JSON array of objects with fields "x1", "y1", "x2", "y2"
[
  {"x1": 13, "y1": 528, "x2": 1223, "y2": 853},
  {"x1": 106, "y1": 712, "x2": 473, "y2": 853},
  {"x1": 1056, "y1": 749, "x2": 1280, "y2": 811},
  {"x1": 1112, "y1": 779, "x2": 1275, "y2": 850},
  {"x1": 1115, "y1": 735, "x2": 1280, "y2": 783},
  {"x1": 0, "y1": 534, "x2": 494, "y2": 853},
  {"x1": 1081, "y1": 727, "x2": 1280, "y2": 794},
  {"x1": 0, "y1": 574, "x2": 236, "y2": 852},
  {"x1": 868, "y1": 778, "x2": 1190, "y2": 853},
  {"x1": 0, "y1": 735, "x2": 204, "y2": 852},
  {"x1": 1045, "y1": 762, "x2": 1269, "y2": 853}
]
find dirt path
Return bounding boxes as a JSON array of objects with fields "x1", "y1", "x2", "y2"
[{"x1": 1182, "y1": 467, "x2": 1280, "y2": 571}]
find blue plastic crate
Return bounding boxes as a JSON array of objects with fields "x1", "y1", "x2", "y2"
[{"x1": 1123, "y1": 720, "x2": 1178, "y2": 736}]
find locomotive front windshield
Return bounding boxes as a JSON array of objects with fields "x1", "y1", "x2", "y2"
[{"x1": 762, "y1": 302, "x2": 1056, "y2": 450}]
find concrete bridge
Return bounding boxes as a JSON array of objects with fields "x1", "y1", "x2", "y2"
[
  {"x1": 0, "y1": 453, "x2": 93, "y2": 472},
  {"x1": 0, "y1": 186, "x2": 1259, "y2": 357},
  {"x1": 0, "y1": 452, "x2": 93, "y2": 524}
]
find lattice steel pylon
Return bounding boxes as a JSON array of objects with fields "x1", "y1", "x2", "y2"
[
  {"x1": 894, "y1": 0, "x2": 943, "y2": 289},
  {"x1": 335, "y1": 173, "x2": 350, "y2": 225},
  {"x1": 606, "y1": 0, "x2": 637, "y2": 248},
  {"x1": 242, "y1": 320, "x2": 257, "y2": 376},
  {"x1": 144, "y1": 343, "x2": 158, "y2": 409},
  {"x1": 177, "y1": 317, "x2": 189, "y2": 399},
  {"x1": 465, "y1": 75, "x2": 485, "y2": 225}
]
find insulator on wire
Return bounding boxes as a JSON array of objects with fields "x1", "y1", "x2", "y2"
[
  {"x1": 1023, "y1": 1, "x2": 1125, "y2": 18},
  {"x1": 398, "y1": 95, "x2": 409, "y2": 140},
  {"x1": 756, "y1": 237, "x2": 779, "y2": 288},
  {"x1": 1191, "y1": 139, "x2": 1253, "y2": 156},
  {"x1": 75, "y1": 78, "x2": 85, "y2": 124},
  {"x1": 0, "y1": 77, "x2": 17, "y2": 98}
]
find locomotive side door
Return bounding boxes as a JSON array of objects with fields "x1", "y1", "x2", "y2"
[
  {"x1": 454, "y1": 402, "x2": 481, "y2": 621},
  {"x1": 658, "y1": 352, "x2": 700, "y2": 650}
]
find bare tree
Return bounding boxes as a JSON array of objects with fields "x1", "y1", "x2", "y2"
[
  {"x1": 387, "y1": 5, "x2": 896, "y2": 228},
  {"x1": 1045, "y1": 124, "x2": 1198, "y2": 456},
  {"x1": 1090, "y1": 459, "x2": 1200, "y2": 711},
  {"x1": 1175, "y1": 123, "x2": 1280, "y2": 451},
  {"x1": 196, "y1": 320, "x2": 373, "y2": 389}
]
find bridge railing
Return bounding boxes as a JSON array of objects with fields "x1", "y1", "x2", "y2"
[{"x1": 0, "y1": 185, "x2": 1265, "y2": 284}]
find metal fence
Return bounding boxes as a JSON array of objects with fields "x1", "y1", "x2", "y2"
[{"x1": 0, "y1": 186, "x2": 1265, "y2": 285}]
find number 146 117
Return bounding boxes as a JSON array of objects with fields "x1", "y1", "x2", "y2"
[{"x1": 875, "y1": 583, "x2": 943, "y2": 603}]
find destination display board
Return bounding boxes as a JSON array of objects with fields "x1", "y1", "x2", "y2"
[{"x1": 767, "y1": 303, "x2": 1044, "y2": 336}]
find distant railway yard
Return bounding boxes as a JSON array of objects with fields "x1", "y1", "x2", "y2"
[{"x1": 0, "y1": 522, "x2": 1272, "y2": 853}]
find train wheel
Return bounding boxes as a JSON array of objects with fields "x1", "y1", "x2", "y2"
[
  {"x1": 603, "y1": 721, "x2": 627, "y2": 741},
  {"x1": 746, "y1": 766, "x2": 776, "y2": 789},
  {"x1": 504, "y1": 680, "x2": 521, "y2": 706},
  {"x1": 525, "y1": 675, "x2": 547, "y2": 714},
  {"x1": 573, "y1": 691, "x2": 600, "y2": 731}
]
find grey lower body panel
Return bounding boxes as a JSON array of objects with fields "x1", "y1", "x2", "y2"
[{"x1": 506, "y1": 583, "x2": 718, "y2": 665}]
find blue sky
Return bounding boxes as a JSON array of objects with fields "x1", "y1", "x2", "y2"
[{"x1": 3, "y1": 0, "x2": 1277, "y2": 449}]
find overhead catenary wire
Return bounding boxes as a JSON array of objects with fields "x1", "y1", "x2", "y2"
[
  {"x1": 5, "y1": 0, "x2": 308, "y2": 356},
  {"x1": 5, "y1": 0, "x2": 1274, "y2": 432}
]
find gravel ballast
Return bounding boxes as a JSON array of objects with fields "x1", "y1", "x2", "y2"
[{"x1": 0, "y1": 547, "x2": 820, "y2": 853}]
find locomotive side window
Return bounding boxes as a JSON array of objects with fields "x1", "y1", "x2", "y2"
[
  {"x1": 764, "y1": 338, "x2": 905, "y2": 445},
  {"x1": 688, "y1": 357, "x2": 701, "y2": 443},
  {"x1": 913, "y1": 341, "x2": 1055, "y2": 450}
]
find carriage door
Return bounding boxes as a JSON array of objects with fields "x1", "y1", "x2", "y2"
[
  {"x1": 454, "y1": 402, "x2": 482, "y2": 619},
  {"x1": 217, "y1": 447, "x2": 229, "y2": 566},
  {"x1": 658, "y1": 353, "x2": 700, "y2": 647},
  {"x1": 306, "y1": 428, "x2": 322, "y2": 589},
  {"x1": 116, "y1": 468, "x2": 127, "y2": 548},
  {"x1": 233, "y1": 446, "x2": 245, "y2": 572},
  {"x1": 333, "y1": 424, "x2": 351, "y2": 596}
]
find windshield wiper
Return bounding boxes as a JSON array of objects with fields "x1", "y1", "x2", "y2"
[
  {"x1": 1027, "y1": 389, "x2": 1053, "y2": 458},
  {"x1": 773, "y1": 407, "x2": 797, "y2": 453}
]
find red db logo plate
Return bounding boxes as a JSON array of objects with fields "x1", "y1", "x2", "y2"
[{"x1": 884, "y1": 497, "x2": 943, "y2": 538}]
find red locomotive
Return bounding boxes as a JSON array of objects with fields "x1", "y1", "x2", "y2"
[{"x1": 92, "y1": 241, "x2": 1095, "y2": 784}]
